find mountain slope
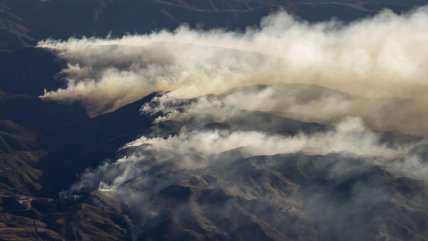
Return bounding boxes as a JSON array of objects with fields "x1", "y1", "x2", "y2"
[{"x1": 1, "y1": 1, "x2": 428, "y2": 241}]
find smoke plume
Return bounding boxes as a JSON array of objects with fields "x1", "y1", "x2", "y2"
[
  {"x1": 41, "y1": 5, "x2": 428, "y2": 241},
  {"x1": 38, "y1": 6, "x2": 428, "y2": 136}
]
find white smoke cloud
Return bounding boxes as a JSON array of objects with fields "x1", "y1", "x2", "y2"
[
  {"x1": 70, "y1": 117, "x2": 415, "y2": 194},
  {"x1": 209, "y1": 84, "x2": 428, "y2": 135},
  {"x1": 139, "y1": 83, "x2": 428, "y2": 135},
  {"x1": 39, "y1": 7, "x2": 428, "y2": 121}
]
